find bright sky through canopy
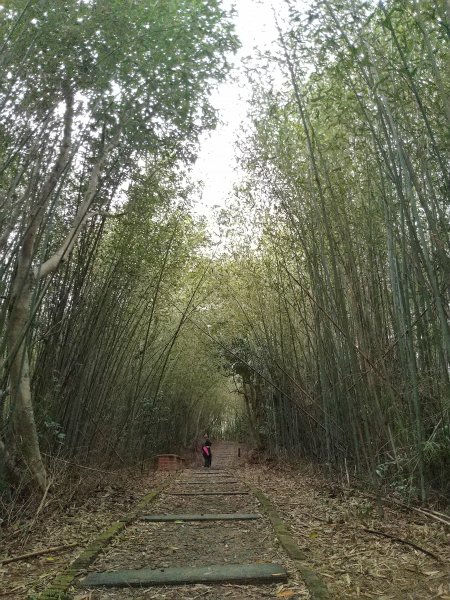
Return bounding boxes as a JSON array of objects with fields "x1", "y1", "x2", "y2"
[{"x1": 191, "y1": 0, "x2": 291, "y2": 223}]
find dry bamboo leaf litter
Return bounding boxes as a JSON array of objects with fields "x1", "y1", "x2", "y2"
[
  {"x1": 243, "y1": 464, "x2": 449, "y2": 600},
  {"x1": 3, "y1": 448, "x2": 447, "y2": 600},
  {"x1": 1, "y1": 471, "x2": 169, "y2": 599},
  {"x1": 77, "y1": 444, "x2": 311, "y2": 600}
]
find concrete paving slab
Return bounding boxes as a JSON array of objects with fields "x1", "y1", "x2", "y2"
[
  {"x1": 166, "y1": 491, "x2": 249, "y2": 496},
  {"x1": 180, "y1": 481, "x2": 238, "y2": 485},
  {"x1": 140, "y1": 513, "x2": 260, "y2": 522},
  {"x1": 81, "y1": 562, "x2": 287, "y2": 587}
]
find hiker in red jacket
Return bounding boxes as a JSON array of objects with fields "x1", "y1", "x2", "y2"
[{"x1": 201, "y1": 433, "x2": 212, "y2": 468}]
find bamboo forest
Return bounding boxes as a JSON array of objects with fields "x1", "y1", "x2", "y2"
[{"x1": 0, "y1": 1, "x2": 449, "y2": 598}]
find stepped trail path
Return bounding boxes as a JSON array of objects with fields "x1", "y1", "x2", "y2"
[
  {"x1": 38, "y1": 442, "x2": 322, "y2": 599},
  {"x1": 18, "y1": 442, "x2": 448, "y2": 599}
]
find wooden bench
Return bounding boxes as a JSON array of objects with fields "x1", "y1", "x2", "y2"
[{"x1": 155, "y1": 454, "x2": 185, "y2": 471}]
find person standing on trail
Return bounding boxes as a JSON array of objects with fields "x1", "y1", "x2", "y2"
[{"x1": 201, "y1": 433, "x2": 212, "y2": 468}]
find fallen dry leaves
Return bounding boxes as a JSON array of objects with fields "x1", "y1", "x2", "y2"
[
  {"x1": 79, "y1": 448, "x2": 311, "y2": 599},
  {"x1": 2, "y1": 450, "x2": 448, "y2": 600},
  {"x1": 243, "y1": 462, "x2": 450, "y2": 600},
  {"x1": 0, "y1": 469, "x2": 170, "y2": 598}
]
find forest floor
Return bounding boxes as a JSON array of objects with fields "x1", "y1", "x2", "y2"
[
  {"x1": 0, "y1": 450, "x2": 449, "y2": 599},
  {"x1": 243, "y1": 463, "x2": 450, "y2": 599},
  {"x1": 0, "y1": 468, "x2": 171, "y2": 598}
]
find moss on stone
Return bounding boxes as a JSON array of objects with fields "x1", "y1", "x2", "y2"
[
  {"x1": 247, "y1": 482, "x2": 330, "y2": 600},
  {"x1": 32, "y1": 478, "x2": 172, "y2": 600}
]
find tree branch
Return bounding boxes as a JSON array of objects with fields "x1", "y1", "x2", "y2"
[
  {"x1": 0, "y1": 542, "x2": 81, "y2": 566},
  {"x1": 35, "y1": 133, "x2": 122, "y2": 279}
]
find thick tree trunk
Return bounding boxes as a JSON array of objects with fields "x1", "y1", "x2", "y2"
[
  {"x1": 7, "y1": 265, "x2": 47, "y2": 491},
  {"x1": 3, "y1": 91, "x2": 74, "y2": 491}
]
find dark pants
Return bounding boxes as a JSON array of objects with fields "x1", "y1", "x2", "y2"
[{"x1": 203, "y1": 453, "x2": 212, "y2": 468}]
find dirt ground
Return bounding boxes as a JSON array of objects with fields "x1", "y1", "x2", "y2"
[
  {"x1": 0, "y1": 469, "x2": 171, "y2": 599},
  {"x1": 243, "y1": 463, "x2": 450, "y2": 600},
  {"x1": 78, "y1": 445, "x2": 310, "y2": 600},
  {"x1": 1, "y1": 449, "x2": 449, "y2": 600}
]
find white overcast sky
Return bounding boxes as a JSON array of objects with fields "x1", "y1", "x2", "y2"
[{"x1": 191, "y1": 0, "x2": 293, "y2": 223}]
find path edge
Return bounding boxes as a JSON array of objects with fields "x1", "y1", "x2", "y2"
[
  {"x1": 248, "y1": 483, "x2": 330, "y2": 600},
  {"x1": 29, "y1": 477, "x2": 174, "y2": 600}
]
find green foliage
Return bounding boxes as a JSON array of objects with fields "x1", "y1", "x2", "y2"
[
  {"x1": 1, "y1": 0, "x2": 448, "y2": 504},
  {"x1": 1, "y1": 0, "x2": 238, "y2": 152},
  {"x1": 215, "y1": 0, "x2": 450, "y2": 499},
  {"x1": 29, "y1": 165, "x2": 233, "y2": 464},
  {"x1": 0, "y1": 0, "x2": 238, "y2": 489}
]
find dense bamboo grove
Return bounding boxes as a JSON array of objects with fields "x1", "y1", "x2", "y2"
[
  {"x1": 216, "y1": 0, "x2": 450, "y2": 499},
  {"x1": 0, "y1": 0, "x2": 449, "y2": 508},
  {"x1": 29, "y1": 175, "x2": 231, "y2": 466},
  {"x1": 0, "y1": 0, "x2": 238, "y2": 496}
]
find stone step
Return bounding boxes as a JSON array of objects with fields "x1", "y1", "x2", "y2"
[
  {"x1": 141, "y1": 513, "x2": 260, "y2": 522},
  {"x1": 191, "y1": 470, "x2": 227, "y2": 474},
  {"x1": 183, "y1": 474, "x2": 234, "y2": 478},
  {"x1": 166, "y1": 491, "x2": 249, "y2": 496},
  {"x1": 81, "y1": 562, "x2": 287, "y2": 588},
  {"x1": 179, "y1": 481, "x2": 238, "y2": 485}
]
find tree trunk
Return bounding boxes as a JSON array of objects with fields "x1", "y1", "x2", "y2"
[
  {"x1": 7, "y1": 262, "x2": 47, "y2": 491},
  {"x1": 4, "y1": 92, "x2": 74, "y2": 490}
]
